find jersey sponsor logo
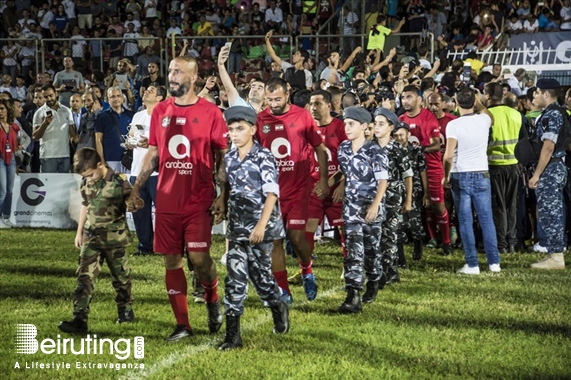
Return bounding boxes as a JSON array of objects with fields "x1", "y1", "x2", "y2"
[
  {"x1": 409, "y1": 135, "x2": 421, "y2": 147},
  {"x1": 409, "y1": 123, "x2": 416, "y2": 129},
  {"x1": 168, "y1": 134, "x2": 191, "y2": 159},
  {"x1": 289, "y1": 219, "x2": 305, "y2": 225},
  {"x1": 262, "y1": 124, "x2": 271, "y2": 133},
  {"x1": 289, "y1": 123, "x2": 295, "y2": 128},
  {"x1": 276, "y1": 124, "x2": 284, "y2": 131},
  {"x1": 187, "y1": 242, "x2": 208, "y2": 249},
  {"x1": 166, "y1": 134, "x2": 193, "y2": 175},
  {"x1": 167, "y1": 289, "x2": 181, "y2": 295},
  {"x1": 271, "y1": 137, "x2": 291, "y2": 159},
  {"x1": 162, "y1": 116, "x2": 171, "y2": 127},
  {"x1": 176, "y1": 117, "x2": 186, "y2": 125},
  {"x1": 192, "y1": 118, "x2": 199, "y2": 123}
]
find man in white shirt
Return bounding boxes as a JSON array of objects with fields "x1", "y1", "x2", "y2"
[
  {"x1": 166, "y1": 18, "x2": 182, "y2": 37},
  {"x1": 443, "y1": 87, "x2": 501, "y2": 275},
  {"x1": 265, "y1": 0, "x2": 283, "y2": 31},
  {"x1": 32, "y1": 84, "x2": 77, "y2": 173},
  {"x1": 128, "y1": 84, "x2": 165, "y2": 255},
  {"x1": 505, "y1": 68, "x2": 527, "y2": 97},
  {"x1": 560, "y1": 0, "x2": 571, "y2": 30}
]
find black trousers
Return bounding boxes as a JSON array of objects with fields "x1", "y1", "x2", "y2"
[{"x1": 489, "y1": 164, "x2": 518, "y2": 249}]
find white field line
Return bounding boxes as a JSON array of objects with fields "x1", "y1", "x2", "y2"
[{"x1": 125, "y1": 286, "x2": 342, "y2": 380}]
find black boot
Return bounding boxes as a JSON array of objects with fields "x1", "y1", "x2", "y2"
[
  {"x1": 338, "y1": 288, "x2": 362, "y2": 313},
  {"x1": 219, "y1": 315, "x2": 242, "y2": 350},
  {"x1": 116, "y1": 308, "x2": 135, "y2": 323},
  {"x1": 270, "y1": 301, "x2": 289, "y2": 334},
  {"x1": 165, "y1": 324, "x2": 193, "y2": 342},
  {"x1": 207, "y1": 301, "x2": 223, "y2": 333},
  {"x1": 413, "y1": 239, "x2": 423, "y2": 260},
  {"x1": 58, "y1": 315, "x2": 88, "y2": 335},
  {"x1": 387, "y1": 265, "x2": 400, "y2": 285},
  {"x1": 362, "y1": 281, "x2": 379, "y2": 304},
  {"x1": 397, "y1": 243, "x2": 407, "y2": 268}
]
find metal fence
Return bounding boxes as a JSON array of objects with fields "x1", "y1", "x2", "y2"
[{"x1": 0, "y1": 38, "x2": 41, "y2": 81}]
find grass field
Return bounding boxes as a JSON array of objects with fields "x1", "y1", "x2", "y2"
[{"x1": 1, "y1": 228, "x2": 571, "y2": 380}]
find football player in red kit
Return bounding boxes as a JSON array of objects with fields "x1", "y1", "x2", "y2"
[
  {"x1": 306, "y1": 89, "x2": 347, "y2": 260},
  {"x1": 255, "y1": 78, "x2": 330, "y2": 303},
  {"x1": 127, "y1": 56, "x2": 228, "y2": 342},
  {"x1": 399, "y1": 85, "x2": 452, "y2": 255}
]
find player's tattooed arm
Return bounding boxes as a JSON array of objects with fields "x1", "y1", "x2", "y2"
[
  {"x1": 211, "y1": 148, "x2": 229, "y2": 224},
  {"x1": 127, "y1": 146, "x2": 158, "y2": 212}
]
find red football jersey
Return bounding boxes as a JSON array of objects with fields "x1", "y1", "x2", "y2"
[
  {"x1": 149, "y1": 97, "x2": 228, "y2": 214},
  {"x1": 310, "y1": 117, "x2": 347, "y2": 183},
  {"x1": 437, "y1": 112, "x2": 458, "y2": 152},
  {"x1": 400, "y1": 108, "x2": 443, "y2": 174},
  {"x1": 256, "y1": 105, "x2": 322, "y2": 200}
]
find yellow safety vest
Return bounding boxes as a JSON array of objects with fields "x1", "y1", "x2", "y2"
[{"x1": 487, "y1": 105, "x2": 522, "y2": 165}]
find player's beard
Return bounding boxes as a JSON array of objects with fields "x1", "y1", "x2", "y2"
[
  {"x1": 169, "y1": 80, "x2": 191, "y2": 97},
  {"x1": 270, "y1": 102, "x2": 287, "y2": 115}
]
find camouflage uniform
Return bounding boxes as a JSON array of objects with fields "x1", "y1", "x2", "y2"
[
  {"x1": 534, "y1": 104, "x2": 568, "y2": 253},
  {"x1": 374, "y1": 139, "x2": 413, "y2": 274},
  {"x1": 73, "y1": 168, "x2": 133, "y2": 318},
  {"x1": 402, "y1": 143, "x2": 426, "y2": 241},
  {"x1": 224, "y1": 141, "x2": 286, "y2": 316},
  {"x1": 338, "y1": 140, "x2": 389, "y2": 290}
]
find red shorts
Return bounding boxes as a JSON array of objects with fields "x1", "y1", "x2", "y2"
[
  {"x1": 280, "y1": 194, "x2": 309, "y2": 230},
  {"x1": 308, "y1": 193, "x2": 344, "y2": 226},
  {"x1": 154, "y1": 209, "x2": 212, "y2": 254},
  {"x1": 427, "y1": 173, "x2": 445, "y2": 204},
  {"x1": 425, "y1": 156, "x2": 444, "y2": 204}
]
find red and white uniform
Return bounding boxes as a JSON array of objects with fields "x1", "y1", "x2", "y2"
[
  {"x1": 400, "y1": 108, "x2": 444, "y2": 203},
  {"x1": 149, "y1": 97, "x2": 228, "y2": 253},
  {"x1": 256, "y1": 105, "x2": 322, "y2": 230},
  {"x1": 308, "y1": 117, "x2": 347, "y2": 226}
]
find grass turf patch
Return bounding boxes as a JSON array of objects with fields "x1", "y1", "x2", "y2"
[{"x1": 1, "y1": 229, "x2": 570, "y2": 379}]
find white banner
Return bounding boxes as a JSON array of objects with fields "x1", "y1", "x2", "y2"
[
  {"x1": 9, "y1": 174, "x2": 82, "y2": 229},
  {"x1": 8, "y1": 173, "x2": 227, "y2": 234}
]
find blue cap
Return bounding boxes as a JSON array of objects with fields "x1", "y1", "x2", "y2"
[
  {"x1": 373, "y1": 107, "x2": 399, "y2": 126},
  {"x1": 223, "y1": 106, "x2": 257, "y2": 125}
]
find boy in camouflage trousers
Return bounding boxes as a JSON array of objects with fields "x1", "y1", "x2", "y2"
[
  {"x1": 336, "y1": 107, "x2": 389, "y2": 313},
  {"x1": 58, "y1": 148, "x2": 134, "y2": 334},
  {"x1": 393, "y1": 121, "x2": 429, "y2": 261},
  {"x1": 372, "y1": 109, "x2": 413, "y2": 290},
  {"x1": 219, "y1": 106, "x2": 289, "y2": 351}
]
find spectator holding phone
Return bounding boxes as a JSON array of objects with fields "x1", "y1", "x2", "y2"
[{"x1": 53, "y1": 56, "x2": 85, "y2": 109}]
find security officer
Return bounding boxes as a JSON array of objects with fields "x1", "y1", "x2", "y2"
[
  {"x1": 483, "y1": 82, "x2": 525, "y2": 253},
  {"x1": 528, "y1": 78, "x2": 567, "y2": 270}
]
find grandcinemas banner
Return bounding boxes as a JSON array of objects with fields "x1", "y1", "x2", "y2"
[
  {"x1": 8, "y1": 173, "x2": 226, "y2": 234},
  {"x1": 9, "y1": 174, "x2": 82, "y2": 229},
  {"x1": 508, "y1": 32, "x2": 571, "y2": 82}
]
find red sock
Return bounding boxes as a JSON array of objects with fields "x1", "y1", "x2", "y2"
[
  {"x1": 425, "y1": 210, "x2": 437, "y2": 240},
  {"x1": 165, "y1": 268, "x2": 190, "y2": 329},
  {"x1": 437, "y1": 210, "x2": 451, "y2": 244},
  {"x1": 340, "y1": 231, "x2": 347, "y2": 258},
  {"x1": 200, "y1": 278, "x2": 219, "y2": 303},
  {"x1": 305, "y1": 231, "x2": 315, "y2": 256},
  {"x1": 299, "y1": 259, "x2": 313, "y2": 275},
  {"x1": 273, "y1": 270, "x2": 291, "y2": 295}
]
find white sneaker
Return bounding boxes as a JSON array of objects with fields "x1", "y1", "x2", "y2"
[
  {"x1": 457, "y1": 264, "x2": 480, "y2": 275},
  {"x1": 533, "y1": 243, "x2": 548, "y2": 253},
  {"x1": 220, "y1": 252, "x2": 228, "y2": 266},
  {"x1": 0, "y1": 219, "x2": 11, "y2": 229},
  {"x1": 489, "y1": 264, "x2": 501, "y2": 273}
]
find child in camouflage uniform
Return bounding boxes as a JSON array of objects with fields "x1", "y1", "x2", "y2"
[
  {"x1": 58, "y1": 148, "x2": 134, "y2": 334},
  {"x1": 219, "y1": 106, "x2": 289, "y2": 351},
  {"x1": 337, "y1": 106, "x2": 389, "y2": 313},
  {"x1": 372, "y1": 108, "x2": 413, "y2": 291}
]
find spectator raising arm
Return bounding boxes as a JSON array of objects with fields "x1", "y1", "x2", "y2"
[
  {"x1": 265, "y1": 30, "x2": 283, "y2": 67},
  {"x1": 217, "y1": 45, "x2": 241, "y2": 106}
]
